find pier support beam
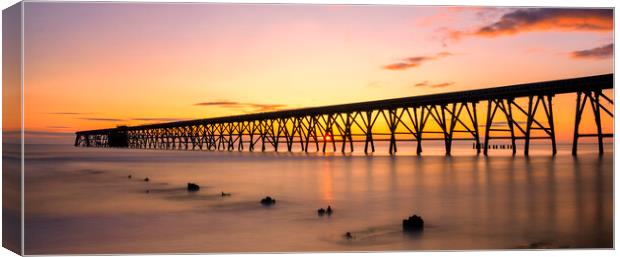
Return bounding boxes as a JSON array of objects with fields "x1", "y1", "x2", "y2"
[
  {"x1": 382, "y1": 108, "x2": 403, "y2": 155},
  {"x1": 516, "y1": 95, "x2": 557, "y2": 156},
  {"x1": 484, "y1": 99, "x2": 516, "y2": 156},
  {"x1": 362, "y1": 110, "x2": 379, "y2": 154},
  {"x1": 572, "y1": 90, "x2": 613, "y2": 155}
]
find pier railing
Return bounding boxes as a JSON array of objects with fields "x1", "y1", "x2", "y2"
[{"x1": 75, "y1": 74, "x2": 613, "y2": 156}]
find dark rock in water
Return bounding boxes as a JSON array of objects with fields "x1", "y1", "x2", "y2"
[
  {"x1": 402, "y1": 214, "x2": 424, "y2": 232},
  {"x1": 128, "y1": 175, "x2": 132, "y2": 179},
  {"x1": 145, "y1": 190, "x2": 150, "y2": 194},
  {"x1": 221, "y1": 192, "x2": 231, "y2": 197},
  {"x1": 526, "y1": 241, "x2": 562, "y2": 249},
  {"x1": 326, "y1": 205, "x2": 333, "y2": 215},
  {"x1": 260, "y1": 196, "x2": 276, "y2": 206},
  {"x1": 344, "y1": 232, "x2": 353, "y2": 240},
  {"x1": 317, "y1": 208, "x2": 326, "y2": 216},
  {"x1": 144, "y1": 177, "x2": 149, "y2": 182},
  {"x1": 187, "y1": 183, "x2": 200, "y2": 192}
]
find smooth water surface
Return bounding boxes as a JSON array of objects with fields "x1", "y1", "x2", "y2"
[{"x1": 24, "y1": 143, "x2": 613, "y2": 254}]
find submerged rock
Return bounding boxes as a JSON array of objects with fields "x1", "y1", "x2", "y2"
[
  {"x1": 128, "y1": 175, "x2": 132, "y2": 179},
  {"x1": 145, "y1": 190, "x2": 150, "y2": 194},
  {"x1": 344, "y1": 232, "x2": 353, "y2": 240},
  {"x1": 260, "y1": 196, "x2": 276, "y2": 206},
  {"x1": 144, "y1": 177, "x2": 150, "y2": 182},
  {"x1": 318, "y1": 206, "x2": 333, "y2": 216},
  {"x1": 187, "y1": 183, "x2": 200, "y2": 192},
  {"x1": 402, "y1": 214, "x2": 424, "y2": 232}
]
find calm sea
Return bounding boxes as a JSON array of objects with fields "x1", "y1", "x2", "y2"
[{"x1": 23, "y1": 142, "x2": 613, "y2": 254}]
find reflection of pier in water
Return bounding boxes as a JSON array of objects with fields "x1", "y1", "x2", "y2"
[{"x1": 75, "y1": 74, "x2": 613, "y2": 156}]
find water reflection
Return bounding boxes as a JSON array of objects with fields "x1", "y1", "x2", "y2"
[
  {"x1": 23, "y1": 144, "x2": 613, "y2": 254},
  {"x1": 321, "y1": 158, "x2": 333, "y2": 202}
]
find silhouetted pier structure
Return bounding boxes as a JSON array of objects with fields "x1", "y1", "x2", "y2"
[{"x1": 75, "y1": 74, "x2": 613, "y2": 156}]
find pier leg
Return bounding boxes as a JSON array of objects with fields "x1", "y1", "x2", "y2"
[
  {"x1": 441, "y1": 105, "x2": 451, "y2": 155},
  {"x1": 363, "y1": 111, "x2": 375, "y2": 154},
  {"x1": 330, "y1": 117, "x2": 337, "y2": 153},
  {"x1": 228, "y1": 124, "x2": 235, "y2": 152},
  {"x1": 415, "y1": 107, "x2": 423, "y2": 155},
  {"x1": 238, "y1": 123, "x2": 245, "y2": 152},
  {"x1": 383, "y1": 109, "x2": 397, "y2": 155},
  {"x1": 303, "y1": 117, "x2": 311, "y2": 152},
  {"x1": 524, "y1": 96, "x2": 534, "y2": 156},
  {"x1": 505, "y1": 99, "x2": 517, "y2": 155},
  {"x1": 312, "y1": 117, "x2": 320, "y2": 152},
  {"x1": 296, "y1": 118, "x2": 306, "y2": 152},
  {"x1": 272, "y1": 120, "x2": 279, "y2": 152},
  {"x1": 249, "y1": 126, "x2": 255, "y2": 152},
  {"x1": 572, "y1": 92, "x2": 583, "y2": 155},
  {"x1": 322, "y1": 129, "x2": 328, "y2": 153},
  {"x1": 471, "y1": 102, "x2": 481, "y2": 155},
  {"x1": 591, "y1": 91, "x2": 604, "y2": 155},
  {"x1": 348, "y1": 113, "x2": 354, "y2": 153},
  {"x1": 347, "y1": 128, "x2": 353, "y2": 153},
  {"x1": 545, "y1": 95, "x2": 557, "y2": 155},
  {"x1": 261, "y1": 121, "x2": 266, "y2": 152},
  {"x1": 483, "y1": 100, "x2": 493, "y2": 156}
]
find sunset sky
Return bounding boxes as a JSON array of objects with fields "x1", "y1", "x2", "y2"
[{"x1": 19, "y1": 3, "x2": 613, "y2": 142}]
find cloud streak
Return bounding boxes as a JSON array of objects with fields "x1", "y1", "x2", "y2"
[
  {"x1": 441, "y1": 8, "x2": 613, "y2": 43},
  {"x1": 475, "y1": 8, "x2": 612, "y2": 37},
  {"x1": 571, "y1": 43, "x2": 613, "y2": 60},
  {"x1": 413, "y1": 81, "x2": 455, "y2": 88},
  {"x1": 414, "y1": 81, "x2": 429, "y2": 87},
  {"x1": 79, "y1": 118, "x2": 125, "y2": 122},
  {"x1": 194, "y1": 101, "x2": 286, "y2": 112},
  {"x1": 48, "y1": 112, "x2": 93, "y2": 115},
  {"x1": 383, "y1": 52, "x2": 452, "y2": 71},
  {"x1": 130, "y1": 117, "x2": 186, "y2": 122},
  {"x1": 78, "y1": 117, "x2": 189, "y2": 123},
  {"x1": 25, "y1": 130, "x2": 75, "y2": 137},
  {"x1": 430, "y1": 82, "x2": 454, "y2": 88}
]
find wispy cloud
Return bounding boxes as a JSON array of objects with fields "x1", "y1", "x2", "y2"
[
  {"x1": 194, "y1": 101, "x2": 239, "y2": 106},
  {"x1": 24, "y1": 130, "x2": 75, "y2": 137},
  {"x1": 194, "y1": 101, "x2": 286, "y2": 112},
  {"x1": 440, "y1": 8, "x2": 612, "y2": 44},
  {"x1": 383, "y1": 52, "x2": 453, "y2": 71},
  {"x1": 130, "y1": 117, "x2": 186, "y2": 122},
  {"x1": 48, "y1": 112, "x2": 92, "y2": 115},
  {"x1": 571, "y1": 43, "x2": 613, "y2": 60},
  {"x1": 430, "y1": 82, "x2": 454, "y2": 88},
  {"x1": 413, "y1": 81, "x2": 455, "y2": 88},
  {"x1": 79, "y1": 117, "x2": 125, "y2": 122},
  {"x1": 414, "y1": 81, "x2": 429, "y2": 87},
  {"x1": 78, "y1": 117, "x2": 188, "y2": 123}
]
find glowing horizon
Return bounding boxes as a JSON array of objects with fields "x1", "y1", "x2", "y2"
[{"x1": 19, "y1": 3, "x2": 613, "y2": 142}]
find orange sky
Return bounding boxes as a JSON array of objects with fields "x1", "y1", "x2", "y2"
[{"x1": 19, "y1": 3, "x2": 613, "y2": 142}]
